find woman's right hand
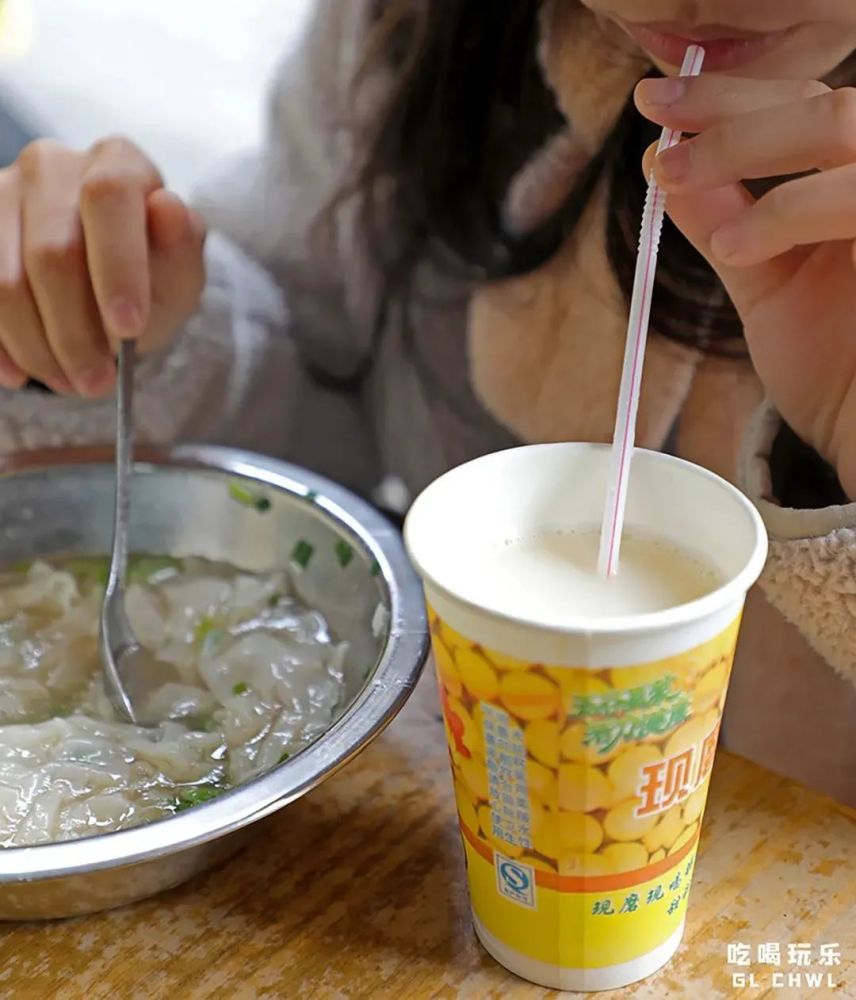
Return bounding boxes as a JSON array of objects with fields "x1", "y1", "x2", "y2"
[{"x1": 0, "y1": 136, "x2": 206, "y2": 397}]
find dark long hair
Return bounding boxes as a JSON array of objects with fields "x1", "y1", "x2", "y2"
[{"x1": 346, "y1": 0, "x2": 744, "y2": 354}]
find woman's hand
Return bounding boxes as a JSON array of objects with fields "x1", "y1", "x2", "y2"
[
  {"x1": 635, "y1": 75, "x2": 856, "y2": 499},
  {"x1": 0, "y1": 136, "x2": 205, "y2": 398}
]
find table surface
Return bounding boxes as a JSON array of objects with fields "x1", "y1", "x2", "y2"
[{"x1": 3, "y1": 671, "x2": 855, "y2": 1000}]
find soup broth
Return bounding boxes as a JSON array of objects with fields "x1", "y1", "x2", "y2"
[{"x1": 0, "y1": 556, "x2": 347, "y2": 847}]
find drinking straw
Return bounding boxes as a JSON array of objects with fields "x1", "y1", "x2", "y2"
[{"x1": 598, "y1": 44, "x2": 706, "y2": 577}]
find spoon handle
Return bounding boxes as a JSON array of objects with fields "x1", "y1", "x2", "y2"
[
  {"x1": 107, "y1": 341, "x2": 135, "y2": 593},
  {"x1": 101, "y1": 340, "x2": 139, "y2": 723}
]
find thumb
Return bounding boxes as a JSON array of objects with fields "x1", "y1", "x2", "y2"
[{"x1": 643, "y1": 141, "x2": 798, "y2": 318}]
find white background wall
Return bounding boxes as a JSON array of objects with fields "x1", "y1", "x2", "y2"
[{"x1": 0, "y1": 0, "x2": 313, "y2": 195}]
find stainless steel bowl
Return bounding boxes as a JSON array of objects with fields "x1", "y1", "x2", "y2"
[{"x1": 0, "y1": 445, "x2": 429, "y2": 919}]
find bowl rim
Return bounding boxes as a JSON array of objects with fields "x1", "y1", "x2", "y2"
[{"x1": 0, "y1": 444, "x2": 429, "y2": 881}]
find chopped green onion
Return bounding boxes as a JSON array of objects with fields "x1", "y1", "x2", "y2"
[
  {"x1": 183, "y1": 713, "x2": 217, "y2": 732},
  {"x1": 194, "y1": 616, "x2": 217, "y2": 645},
  {"x1": 291, "y1": 539, "x2": 314, "y2": 569},
  {"x1": 229, "y1": 481, "x2": 271, "y2": 513},
  {"x1": 278, "y1": 750, "x2": 291, "y2": 764},
  {"x1": 335, "y1": 540, "x2": 354, "y2": 568},
  {"x1": 175, "y1": 785, "x2": 222, "y2": 811},
  {"x1": 62, "y1": 557, "x2": 110, "y2": 587},
  {"x1": 128, "y1": 555, "x2": 180, "y2": 585},
  {"x1": 370, "y1": 560, "x2": 381, "y2": 577},
  {"x1": 232, "y1": 682, "x2": 249, "y2": 695},
  {"x1": 228, "y1": 481, "x2": 255, "y2": 505},
  {"x1": 268, "y1": 593, "x2": 282, "y2": 608},
  {"x1": 305, "y1": 490, "x2": 318, "y2": 502}
]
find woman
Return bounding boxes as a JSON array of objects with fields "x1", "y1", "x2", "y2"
[{"x1": 1, "y1": 0, "x2": 854, "y2": 801}]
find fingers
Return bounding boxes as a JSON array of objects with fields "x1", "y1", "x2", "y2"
[
  {"x1": 0, "y1": 135, "x2": 199, "y2": 397},
  {"x1": 648, "y1": 88, "x2": 856, "y2": 193},
  {"x1": 710, "y1": 164, "x2": 856, "y2": 267},
  {"x1": 641, "y1": 141, "x2": 805, "y2": 318},
  {"x1": 0, "y1": 153, "x2": 74, "y2": 393},
  {"x1": 635, "y1": 74, "x2": 831, "y2": 132},
  {"x1": 636, "y1": 77, "x2": 856, "y2": 309},
  {"x1": 143, "y1": 189, "x2": 206, "y2": 354},
  {"x1": 19, "y1": 140, "x2": 114, "y2": 396},
  {"x1": 0, "y1": 167, "x2": 36, "y2": 388},
  {"x1": 79, "y1": 136, "x2": 163, "y2": 343}
]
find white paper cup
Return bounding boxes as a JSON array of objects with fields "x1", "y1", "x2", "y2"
[{"x1": 404, "y1": 443, "x2": 767, "y2": 992}]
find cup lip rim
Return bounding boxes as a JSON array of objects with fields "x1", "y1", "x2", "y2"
[{"x1": 404, "y1": 443, "x2": 769, "y2": 637}]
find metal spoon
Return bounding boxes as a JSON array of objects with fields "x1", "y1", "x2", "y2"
[
  {"x1": 100, "y1": 340, "x2": 142, "y2": 723},
  {"x1": 100, "y1": 344, "x2": 184, "y2": 724}
]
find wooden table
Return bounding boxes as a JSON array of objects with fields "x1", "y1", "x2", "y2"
[{"x1": 3, "y1": 671, "x2": 854, "y2": 1000}]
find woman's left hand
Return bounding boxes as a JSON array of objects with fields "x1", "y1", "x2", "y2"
[{"x1": 635, "y1": 74, "x2": 856, "y2": 499}]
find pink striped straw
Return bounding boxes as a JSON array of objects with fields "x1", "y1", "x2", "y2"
[{"x1": 598, "y1": 44, "x2": 706, "y2": 578}]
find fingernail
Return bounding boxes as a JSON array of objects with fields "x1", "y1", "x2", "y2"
[
  {"x1": 657, "y1": 142, "x2": 692, "y2": 182},
  {"x1": 108, "y1": 298, "x2": 144, "y2": 339},
  {"x1": 46, "y1": 375, "x2": 74, "y2": 395},
  {"x1": 76, "y1": 361, "x2": 116, "y2": 397},
  {"x1": 639, "y1": 77, "x2": 687, "y2": 107},
  {"x1": 711, "y1": 222, "x2": 746, "y2": 262}
]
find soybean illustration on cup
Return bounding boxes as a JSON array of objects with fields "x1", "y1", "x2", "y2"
[{"x1": 404, "y1": 443, "x2": 767, "y2": 993}]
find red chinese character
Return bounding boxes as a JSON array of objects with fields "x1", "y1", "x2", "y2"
[
  {"x1": 696, "y1": 721, "x2": 721, "y2": 786},
  {"x1": 637, "y1": 748, "x2": 695, "y2": 816}
]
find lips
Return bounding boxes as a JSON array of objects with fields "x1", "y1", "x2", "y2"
[
  {"x1": 618, "y1": 19, "x2": 797, "y2": 71},
  {"x1": 640, "y1": 22, "x2": 768, "y2": 42}
]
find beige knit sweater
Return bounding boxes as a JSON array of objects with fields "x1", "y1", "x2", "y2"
[{"x1": 1, "y1": 1, "x2": 853, "y2": 802}]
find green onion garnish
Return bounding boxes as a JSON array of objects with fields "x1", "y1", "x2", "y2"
[
  {"x1": 232, "y1": 682, "x2": 249, "y2": 695},
  {"x1": 194, "y1": 617, "x2": 217, "y2": 645},
  {"x1": 128, "y1": 555, "x2": 180, "y2": 585},
  {"x1": 175, "y1": 785, "x2": 222, "y2": 811},
  {"x1": 335, "y1": 540, "x2": 354, "y2": 568},
  {"x1": 229, "y1": 481, "x2": 272, "y2": 513},
  {"x1": 291, "y1": 539, "x2": 314, "y2": 569},
  {"x1": 62, "y1": 557, "x2": 111, "y2": 587}
]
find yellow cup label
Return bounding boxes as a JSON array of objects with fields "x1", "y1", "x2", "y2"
[{"x1": 430, "y1": 608, "x2": 741, "y2": 970}]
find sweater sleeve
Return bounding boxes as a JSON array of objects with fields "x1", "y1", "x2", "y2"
[{"x1": 740, "y1": 403, "x2": 856, "y2": 690}]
